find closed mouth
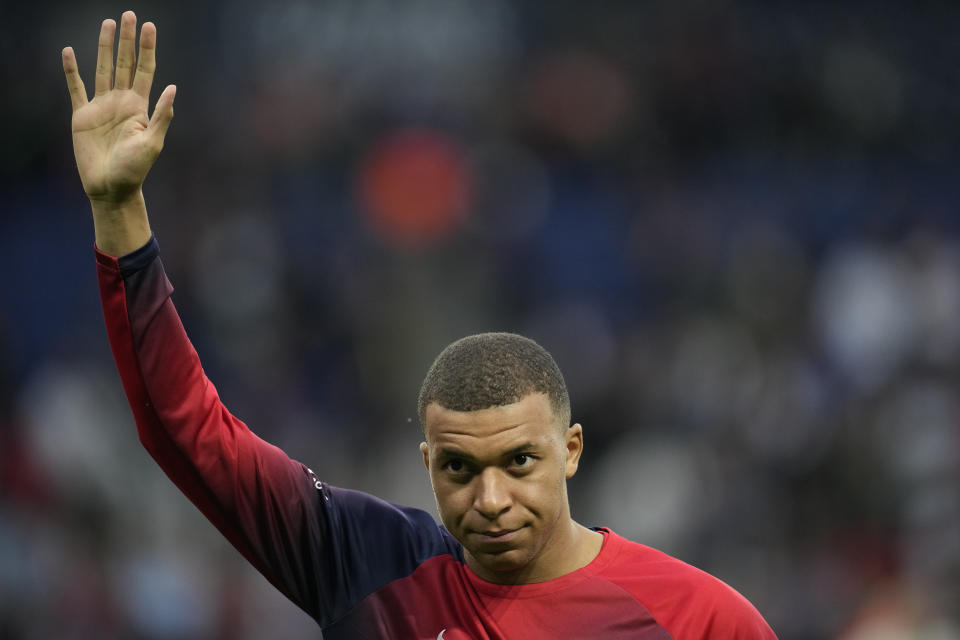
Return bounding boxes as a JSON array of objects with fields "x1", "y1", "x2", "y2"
[{"x1": 473, "y1": 527, "x2": 524, "y2": 542}]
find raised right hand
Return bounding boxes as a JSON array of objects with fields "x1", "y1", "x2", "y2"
[{"x1": 63, "y1": 11, "x2": 175, "y2": 205}]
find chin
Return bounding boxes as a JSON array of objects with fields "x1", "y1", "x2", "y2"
[{"x1": 468, "y1": 546, "x2": 533, "y2": 576}]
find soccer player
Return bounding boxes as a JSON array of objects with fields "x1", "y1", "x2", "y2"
[{"x1": 62, "y1": 12, "x2": 777, "y2": 639}]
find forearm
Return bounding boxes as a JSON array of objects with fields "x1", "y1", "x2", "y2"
[{"x1": 90, "y1": 189, "x2": 152, "y2": 257}]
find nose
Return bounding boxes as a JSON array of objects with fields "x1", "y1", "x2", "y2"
[{"x1": 472, "y1": 467, "x2": 512, "y2": 520}]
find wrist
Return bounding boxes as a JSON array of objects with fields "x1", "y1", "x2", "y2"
[
  {"x1": 89, "y1": 189, "x2": 146, "y2": 214},
  {"x1": 90, "y1": 190, "x2": 153, "y2": 257}
]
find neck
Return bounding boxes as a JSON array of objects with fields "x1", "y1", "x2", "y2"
[{"x1": 542, "y1": 520, "x2": 604, "y2": 578}]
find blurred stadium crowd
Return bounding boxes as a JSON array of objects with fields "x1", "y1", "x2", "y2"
[{"x1": 1, "y1": 1, "x2": 959, "y2": 638}]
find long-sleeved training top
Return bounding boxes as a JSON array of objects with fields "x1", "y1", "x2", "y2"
[{"x1": 96, "y1": 236, "x2": 778, "y2": 639}]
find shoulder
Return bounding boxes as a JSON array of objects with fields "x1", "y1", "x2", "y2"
[
  {"x1": 594, "y1": 529, "x2": 777, "y2": 639},
  {"x1": 320, "y1": 482, "x2": 463, "y2": 559}
]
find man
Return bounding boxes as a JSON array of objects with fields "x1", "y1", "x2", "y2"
[{"x1": 63, "y1": 12, "x2": 777, "y2": 639}]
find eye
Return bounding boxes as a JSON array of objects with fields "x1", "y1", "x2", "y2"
[
  {"x1": 512, "y1": 454, "x2": 533, "y2": 468},
  {"x1": 442, "y1": 459, "x2": 469, "y2": 475}
]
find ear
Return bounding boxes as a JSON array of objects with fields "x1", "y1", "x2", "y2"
[
  {"x1": 420, "y1": 441, "x2": 430, "y2": 472},
  {"x1": 564, "y1": 423, "x2": 584, "y2": 479}
]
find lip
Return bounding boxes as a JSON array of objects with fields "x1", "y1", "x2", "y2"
[{"x1": 473, "y1": 527, "x2": 522, "y2": 543}]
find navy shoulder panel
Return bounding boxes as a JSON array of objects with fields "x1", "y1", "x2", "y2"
[{"x1": 317, "y1": 483, "x2": 462, "y2": 621}]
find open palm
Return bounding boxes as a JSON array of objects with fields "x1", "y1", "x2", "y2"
[{"x1": 63, "y1": 13, "x2": 175, "y2": 203}]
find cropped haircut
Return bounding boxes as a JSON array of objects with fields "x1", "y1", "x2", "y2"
[{"x1": 417, "y1": 332, "x2": 571, "y2": 431}]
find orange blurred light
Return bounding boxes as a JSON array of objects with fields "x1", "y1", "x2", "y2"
[{"x1": 358, "y1": 129, "x2": 472, "y2": 248}]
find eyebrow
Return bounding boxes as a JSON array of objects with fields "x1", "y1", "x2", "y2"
[{"x1": 436, "y1": 442, "x2": 537, "y2": 464}]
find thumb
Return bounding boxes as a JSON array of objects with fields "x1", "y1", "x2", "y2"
[{"x1": 147, "y1": 84, "x2": 176, "y2": 144}]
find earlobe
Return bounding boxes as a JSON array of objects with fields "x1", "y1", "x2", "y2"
[
  {"x1": 565, "y1": 423, "x2": 584, "y2": 478},
  {"x1": 420, "y1": 441, "x2": 430, "y2": 472}
]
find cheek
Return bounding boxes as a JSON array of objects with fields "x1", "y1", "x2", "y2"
[
  {"x1": 530, "y1": 468, "x2": 566, "y2": 514},
  {"x1": 513, "y1": 473, "x2": 557, "y2": 510},
  {"x1": 432, "y1": 480, "x2": 470, "y2": 522}
]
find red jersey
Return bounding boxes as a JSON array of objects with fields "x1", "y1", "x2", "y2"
[{"x1": 96, "y1": 237, "x2": 777, "y2": 639}]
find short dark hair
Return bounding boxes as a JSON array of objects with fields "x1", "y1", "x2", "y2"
[{"x1": 417, "y1": 332, "x2": 571, "y2": 430}]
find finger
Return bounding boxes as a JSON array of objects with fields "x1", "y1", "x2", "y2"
[
  {"x1": 132, "y1": 21, "x2": 157, "y2": 99},
  {"x1": 95, "y1": 18, "x2": 117, "y2": 96},
  {"x1": 147, "y1": 84, "x2": 176, "y2": 144},
  {"x1": 62, "y1": 47, "x2": 89, "y2": 110},
  {"x1": 114, "y1": 11, "x2": 138, "y2": 90}
]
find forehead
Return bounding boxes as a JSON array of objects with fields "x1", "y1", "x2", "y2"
[{"x1": 423, "y1": 393, "x2": 558, "y2": 450}]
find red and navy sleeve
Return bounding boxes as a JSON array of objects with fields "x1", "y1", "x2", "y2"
[{"x1": 96, "y1": 237, "x2": 461, "y2": 627}]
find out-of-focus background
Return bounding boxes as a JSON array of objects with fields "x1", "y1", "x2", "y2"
[{"x1": 1, "y1": 1, "x2": 959, "y2": 638}]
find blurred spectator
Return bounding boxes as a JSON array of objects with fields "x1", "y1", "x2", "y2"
[{"x1": 1, "y1": 1, "x2": 959, "y2": 637}]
